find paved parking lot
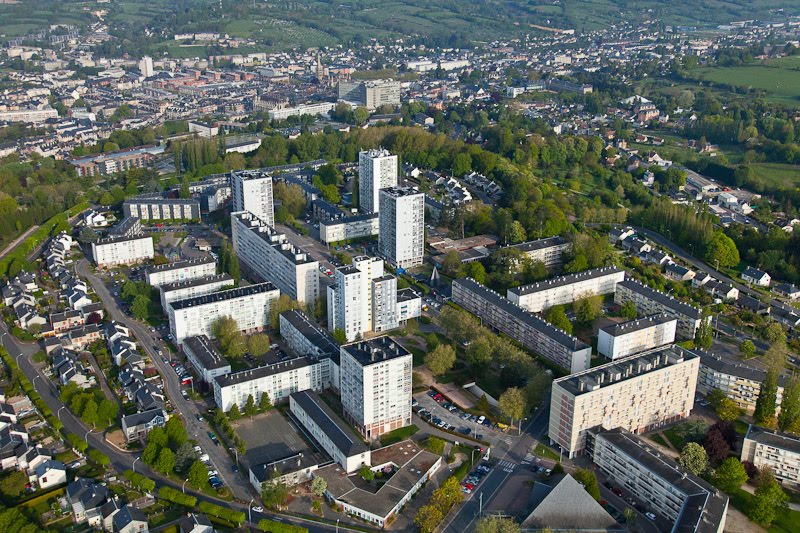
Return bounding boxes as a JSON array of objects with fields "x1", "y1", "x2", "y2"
[{"x1": 413, "y1": 391, "x2": 510, "y2": 446}]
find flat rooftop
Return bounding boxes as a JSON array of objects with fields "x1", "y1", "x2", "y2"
[
  {"x1": 555, "y1": 345, "x2": 697, "y2": 396},
  {"x1": 744, "y1": 425, "x2": 800, "y2": 455},
  {"x1": 341, "y1": 336, "x2": 410, "y2": 366},
  {"x1": 509, "y1": 235, "x2": 569, "y2": 253},
  {"x1": 182, "y1": 335, "x2": 229, "y2": 371},
  {"x1": 599, "y1": 313, "x2": 676, "y2": 337},
  {"x1": 169, "y1": 282, "x2": 277, "y2": 311},
  {"x1": 95, "y1": 233, "x2": 151, "y2": 245},
  {"x1": 280, "y1": 309, "x2": 339, "y2": 359},
  {"x1": 214, "y1": 355, "x2": 314, "y2": 388},
  {"x1": 232, "y1": 211, "x2": 316, "y2": 265},
  {"x1": 380, "y1": 186, "x2": 422, "y2": 199},
  {"x1": 291, "y1": 390, "x2": 368, "y2": 457},
  {"x1": 146, "y1": 255, "x2": 215, "y2": 275},
  {"x1": 160, "y1": 273, "x2": 233, "y2": 293},
  {"x1": 617, "y1": 278, "x2": 703, "y2": 319},
  {"x1": 509, "y1": 266, "x2": 624, "y2": 297},
  {"x1": 453, "y1": 277, "x2": 590, "y2": 352}
]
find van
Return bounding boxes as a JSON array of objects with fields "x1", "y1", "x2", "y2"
[{"x1": 199, "y1": 454, "x2": 210, "y2": 462}]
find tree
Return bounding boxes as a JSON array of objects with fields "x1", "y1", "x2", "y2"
[
  {"x1": 188, "y1": 460, "x2": 209, "y2": 489},
  {"x1": 619, "y1": 300, "x2": 637, "y2": 319},
  {"x1": 695, "y1": 317, "x2": 713, "y2": 350},
  {"x1": 704, "y1": 427, "x2": 731, "y2": 466},
  {"x1": 778, "y1": 373, "x2": 800, "y2": 433},
  {"x1": 155, "y1": 447, "x2": 175, "y2": 475},
  {"x1": 268, "y1": 294, "x2": 303, "y2": 330},
  {"x1": 359, "y1": 464, "x2": 374, "y2": 481},
  {"x1": 574, "y1": 294, "x2": 602, "y2": 324},
  {"x1": 179, "y1": 176, "x2": 190, "y2": 198},
  {"x1": 498, "y1": 387, "x2": 527, "y2": 425},
  {"x1": 573, "y1": 468, "x2": 601, "y2": 501},
  {"x1": 88, "y1": 449, "x2": 110, "y2": 466},
  {"x1": 259, "y1": 392, "x2": 272, "y2": 412},
  {"x1": 544, "y1": 305, "x2": 572, "y2": 334},
  {"x1": 211, "y1": 316, "x2": 245, "y2": 357},
  {"x1": 123, "y1": 470, "x2": 155, "y2": 492},
  {"x1": 165, "y1": 416, "x2": 188, "y2": 448},
  {"x1": 332, "y1": 328, "x2": 347, "y2": 344},
  {"x1": 414, "y1": 505, "x2": 444, "y2": 533},
  {"x1": 310, "y1": 476, "x2": 327, "y2": 497},
  {"x1": 142, "y1": 441, "x2": 160, "y2": 466},
  {"x1": 740, "y1": 340, "x2": 756, "y2": 358},
  {"x1": 228, "y1": 403, "x2": 242, "y2": 421},
  {"x1": 424, "y1": 344, "x2": 456, "y2": 376},
  {"x1": 97, "y1": 399, "x2": 118, "y2": 427},
  {"x1": 714, "y1": 457, "x2": 748, "y2": 493},
  {"x1": 82, "y1": 398, "x2": 98, "y2": 427},
  {"x1": 474, "y1": 516, "x2": 521, "y2": 533},
  {"x1": 764, "y1": 322, "x2": 787, "y2": 345},
  {"x1": 749, "y1": 479, "x2": 789, "y2": 526},
  {"x1": 131, "y1": 294, "x2": 150, "y2": 320},
  {"x1": 706, "y1": 231, "x2": 740, "y2": 268},
  {"x1": 678, "y1": 442, "x2": 709, "y2": 475},
  {"x1": 441, "y1": 250, "x2": 461, "y2": 277},
  {"x1": 248, "y1": 333, "x2": 271, "y2": 356},
  {"x1": 245, "y1": 394, "x2": 258, "y2": 418},
  {"x1": 623, "y1": 508, "x2": 637, "y2": 529},
  {"x1": 754, "y1": 370, "x2": 779, "y2": 428},
  {"x1": 173, "y1": 442, "x2": 199, "y2": 473},
  {"x1": 262, "y1": 479, "x2": 289, "y2": 510}
]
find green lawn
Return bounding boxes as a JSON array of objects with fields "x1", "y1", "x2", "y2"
[
  {"x1": 379, "y1": 424, "x2": 419, "y2": 446},
  {"x1": 534, "y1": 443, "x2": 560, "y2": 461},
  {"x1": 691, "y1": 62, "x2": 800, "y2": 106},
  {"x1": 649, "y1": 433, "x2": 669, "y2": 448},
  {"x1": 750, "y1": 163, "x2": 800, "y2": 190},
  {"x1": 727, "y1": 487, "x2": 800, "y2": 533}
]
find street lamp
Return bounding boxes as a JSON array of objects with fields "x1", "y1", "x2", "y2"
[
  {"x1": 85, "y1": 429, "x2": 93, "y2": 443},
  {"x1": 32, "y1": 375, "x2": 41, "y2": 389},
  {"x1": 132, "y1": 457, "x2": 140, "y2": 473},
  {"x1": 248, "y1": 498, "x2": 254, "y2": 525},
  {"x1": 336, "y1": 518, "x2": 340, "y2": 533},
  {"x1": 230, "y1": 447, "x2": 238, "y2": 466},
  {"x1": 58, "y1": 406, "x2": 67, "y2": 421},
  {"x1": 182, "y1": 479, "x2": 189, "y2": 493}
]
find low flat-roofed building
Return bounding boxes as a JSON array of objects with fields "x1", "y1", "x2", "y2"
[
  {"x1": 91, "y1": 234, "x2": 154, "y2": 268},
  {"x1": 508, "y1": 266, "x2": 625, "y2": 313},
  {"x1": 289, "y1": 390, "x2": 370, "y2": 473},
  {"x1": 597, "y1": 313, "x2": 677, "y2": 360},
  {"x1": 313, "y1": 440, "x2": 442, "y2": 527},
  {"x1": 549, "y1": 345, "x2": 699, "y2": 457},
  {"x1": 145, "y1": 256, "x2": 217, "y2": 287},
  {"x1": 742, "y1": 425, "x2": 800, "y2": 489},
  {"x1": 508, "y1": 236, "x2": 571, "y2": 269},
  {"x1": 159, "y1": 274, "x2": 234, "y2": 310},
  {"x1": 614, "y1": 278, "x2": 708, "y2": 339},
  {"x1": 588, "y1": 427, "x2": 728, "y2": 533},
  {"x1": 452, "y1": 277, "x2": 591, "y2": 373},
  {"x1": 182, "y1": 335, "x2": 231, "y2": 383}
]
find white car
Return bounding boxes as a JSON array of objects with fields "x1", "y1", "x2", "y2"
[
  {"x1": 252, "y1": 506, "x2": 264, "y2": 513},
  {"x1": 645, "y1": 512, "x2": 657, "y2": 522}
]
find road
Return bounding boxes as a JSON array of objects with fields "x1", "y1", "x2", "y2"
[{"x1": 0, "y1": 224, "x2": 38, "y2": 260}]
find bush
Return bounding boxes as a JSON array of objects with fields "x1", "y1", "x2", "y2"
[
  {"x1": 198, "y1": 501, "x2": 245, "y2": 524},
  {"x1": 123, "y1": 470, "x2": 155, "y2": 493},
  {"x1": 158, "y1": 486, "x2": 197, "y2": 507},
  {"x1": 258, "y1": 519, "x2": 308, "y2": 533}
]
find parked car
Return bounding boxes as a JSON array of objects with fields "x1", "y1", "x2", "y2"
[{"x1": 645, "y1": 512, "x2": 657, "y2": 522}]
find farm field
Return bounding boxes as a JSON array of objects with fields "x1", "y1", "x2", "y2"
[
  {"x1": 750, "y1": 162, "x2": 800, "y2": 190},
  {"x1": 690, "y1": 58, "x2": 800, "y2": 107}
]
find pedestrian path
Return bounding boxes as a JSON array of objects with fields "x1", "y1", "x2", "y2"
[{"x1": 498, "y1": 460, "x2": 516, "y2": 472}]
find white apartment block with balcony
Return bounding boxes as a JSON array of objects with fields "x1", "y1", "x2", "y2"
[
  {"x1": 597, "y1": 313, "x2": 677, "y2": 360},
  {"x1": 167, "y1": 282, "x2": 280, "y2": 344},
  {"x1": 507, "y1": 266, "x2": 625, "y2": 313},
  {"x1": 231, "y1": 211, "x2": 319, "y2": 304},
  {"x1": 742, "y1": 425, "x2": 800, "y2": 489},
  {"x1": 549, "y1": 345, "x2": 699, "y2": 458},
  {"x1": 452, "y1": 277, "x2": 591, "y2": 373},
  {"x1": 145, "y1": 256, "x2": 217, "y2": 288},
  {"x1": 358, "y1": 149, "x2": 397, "y2": 214},
  {"x1": 340, "y1": 337, "x2": 412, "y2": 439},
  {"x1": 697, "y1": 352, "x2": 786, "y2": 414},
  {"x1": 327, "y1": 264, "x2": 366, "y2": 342},
  {"x1": 91, "y1": 234, "x2": 154, "y2": 268},
  {"x1": 589, "y1": 427, "x2": 728, "y2": 533},
  {"x1": 508, "y1": 236, "x2": 572, "y2": 269},
  {"x1": 378, "y1": 187, "x2": 424, "y2": 269},
  {"x1": 159, "y1": 274, "x2": 235, "y2": 311},
  {"x1": 231, "y1": 169, "x2": 274, "y2": 228},
  {"x1": 614, "y1": 278, "x2": 709, "y2": 339}
]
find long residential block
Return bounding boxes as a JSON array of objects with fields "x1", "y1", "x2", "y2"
[
  {"x1": 182, "y1": 335, "x2": 231, "y2": 383},
  {"x1": 549, "y1": 345, "x2": 699, "y2": 457},
  {"x1": 159, "y1": 274, "x2": 235, "y2": 310},
  {"x1": 507, "y1": 266, "x2": 625, "y2": 313},
  {"x1": 589, "y1": 427, "x2": 728, "y2": 533},
  {"x1": 614, "y1": 278, "x2": 709, "y2": 339},
  {"x1": 123, "y1": 197, "x2": 201, "y2": 221},
  {"x1": 167, "y1": 282, "x2": 280, "y2": 344},
  {"x1": 507, "y1": 236, "x2": 571, "y2": 269},
  {"x1": 697, "y1": 352, "x2": 786, "y2": 413},
  {"x1": 91, "y1": 234, "x2": 154, "y2": 268},
  {"x1": 452, "y1": 277, "x2": 591, "y2": 373},
  {"x1": 145, "y1": 256, "x2": 217, "y2": 287},
  {"x1": 319, "y1": 213, "x2": 380, "y2": 244},
  {"x1": 231, "y1": 211, "x2": 319, "y2": 305},
  {"x1": 742, "y1": 425, "x2": 800, "y2": 489},
  {"x1": 597, "y1": 313, "x2": 677, "y2": 360}
]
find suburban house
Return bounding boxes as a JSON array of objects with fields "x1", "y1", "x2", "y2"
[{"x1": 741, "y1": 266, "x2": 771, "y2": 287}]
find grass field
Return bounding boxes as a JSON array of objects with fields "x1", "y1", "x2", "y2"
[
  {"x1": 691, "y1": 59, "x2": 800, "y2": 107},
  {"x1": 750, "y1": 162, "x2": 800, "y2": 190}
]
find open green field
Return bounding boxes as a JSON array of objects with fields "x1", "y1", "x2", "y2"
[
  {"x1": 750, "y1": 162, "x2": 800, "y2": 190},
  {"x1": 691, "y1": 59, "x2": 800, "y2": 107}
]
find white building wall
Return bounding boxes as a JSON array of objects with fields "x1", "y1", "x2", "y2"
[
  {"x1": 91, "y1": 236, "x2": 154, "y2": 267},
  {"x1": 147, "y1": 260, "x2": 217, "y2": 287},
  {"x1": 214, "y1": 361, "x2": 324, "y2": 411},
  {"x1": 358, "y1": 150, "x2": 397, "y2": 214},
  {"x1": 231, "y1": 171, "x2": 274, "y2": 228},
  {"x1": 378, "y1": 189, "x2": 424, "y2": 269}
]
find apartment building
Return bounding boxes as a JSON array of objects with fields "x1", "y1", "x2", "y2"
[
  {"x1": 338, "y1": 80, "x2": 401, "y2": 110},
  {"x1": 182, "y1": 335, "x2": 231, "y2": 383},
  {"x1": 167, "y1": 282, "x2": 280, "y2": 344},
  {"x1": 71, "y1": 146, "x2": 162, "y2": 177},
  {"x1": 372, "y1": 275, "x2": 399, "y2": 333},
  {"x1": 742, "y1": 425, "x2": 800, "y2": 488},
  {"x1": 507, "y1": 266, "x2": 625, "y2": 313},
  {"x1": 328, "y1": 264, "x2": 367, "y2": 342},
  {"x1": 279, "y1": 310, "x2": 340, "y2": 386},
  {"x1": 267, "y1": 102, "x2": 336, "y2": 121},
  {"x1": 231, "y1": 169, "x2": 274, "y2": 228},
  {"x1": 0, "y1": 107, "x2": 58, "y2": 123},
  {"x1": 549, "y1": 345, "x2": 700, "y2": 457},
  {"x1": 340, "y1": 336, "x2": 412, "y2": 439},
  {"x1": 289, "y1": 390, "x2": 370, "y2": 473},
  {"x1": 231, "y1": 211, "x2": 319, "y2": 305},
  {"x1": 452, "y1": 278, "x2": 592, "y2": 373},
  {"x1": 597, "y1": 313, "x2": 677, "y2": 360},
  {"x1": 319, "y1": 213, "x2": 380, "y2": 244},
  {"x1": 508, "y1": 236, "x2": 571, "y2": 269},
  {"x1": 145, "y1": 256, "x2": 217, "y2": 288},
  {"x1": 213, "y1": 355, "x2": 333, "y2": 412},
  {"x1": 614, "y1": 278, "x2": 709, "y2": 339},
  {"x1": 378, "y1": 187, "x2": 424, "y2": 269},
  {"x1": 91, "y1": 234, "x2": 154, "y2": 268},
  {"x1": 588, "y1": 427, "x2": 728, "y2": 533},
  {"x1": 159, "y1": 274, "x2": 234, "y2": 311},
  {"x1": 123, "y1": 197, "x2": 201, "y2": 221},
  {"x1": 358, "y1": 149, "x2": 397, "y2": 214},
  {"x1": 697, "y1": 352, "x2": 786, "y2": 413}
]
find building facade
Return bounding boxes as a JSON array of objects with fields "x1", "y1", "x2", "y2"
[
  {"x1": 182, "y1": 335, "x2": 232, "y2": 383},
  {"x1": 231, "y1": 169, "x2": 275, "y2": 228},
  {"x1": 507, "y1": 266, "x2": 625, "y2": 313},
  {"x1": 338, "y1": 80, "x2": 401, "y2": 110},
  {"x1": 358, "y1": 149, "x2": 397, "y2": 214},
  {"x1": 123, "y1": 197, "x2": 201, "y2": 221},
  {"x1": 549, "y1": 345, "x2": 700, "y2": 457},
  {"x1": 340, "y1": 337, "x2": 412, "y2": 439},
  {"x1": 508, "y1": 236, "x2": 571, "y2": 270},
  {"x1": 159, "y1": 274, "x2": 235, "y2": 311},
  {"x1": 319, "y1": 213, "x2": 380, "y2": 244},
  {"x1": 91, "y1": 235, "x2": 154, "y2": 268},
  {"x1": 167, "y1": 282, "x2": 280, "y2": 344},
  {"x1": 231, "y1": 211, "x2": 319, "y2": 305},
  {"x1": 697, "y1": 352, "x2": 786, "y2": 413},
  {"x1": 378, "y1": 187, "x2": 424, "y2": 269},
  {"x1": 597, "y1": 314, "x2": 677, "y2": 360},
  {"x1": 614, "y1": 278, "x2": 709, "y2": 339},
  {"x1": 452, "y1": 278, "x2": 592, "y2": 373},
  {"x1": 742, "y1": 425, "x2": 800, "y2": 488},
  {"x1": 146, "y1": 256, "x2": 217, "y2": 288}
]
